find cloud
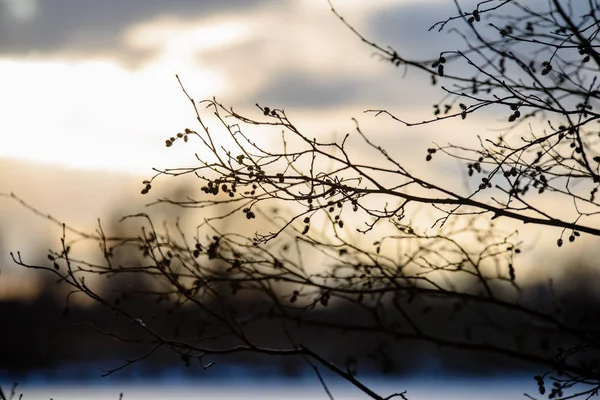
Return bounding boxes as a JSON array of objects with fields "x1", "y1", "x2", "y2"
[
  {"x1": 247, "y1": 68, "x2": 438, "y2": 110},
  {"x1": 250, "y1": 71, "x2": 381, "y2": 108},
  {"x1": 0, "y1": 0, "x2": 276, "y2": 65},
  {"x1": 366, "y1": 1, "x2": 458, "y2": 59}
]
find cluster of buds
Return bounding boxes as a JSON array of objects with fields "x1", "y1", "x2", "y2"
[
  {"x1": 541, "y1": 60, "x2": 552, "y2": 75},
  {"x1": 141, "y1": 180, "x2": 152, "y2": 195},
  {"x1": 432, "y1": 103, "x2": 452, "y2": 116},
  {"x1": 165, "y1": 128, "x2": 192, "y2": 147},
  {"x1": 201, "y1": 179, "x2": 238, "y2": 198},
  {"x1": 502, "y1": 167, "x2": 518, "y2": 178},
  {"x1": 467, "y1": 8, "x2": 481, "y2": 24},
  {"x1": 508, "y1": 103, "x2": 521, "y2": 122},
  {"x1": 531, "y1": 172, "x2": 548, "y2": 194},
  {"x1": 425, "y1": 148, "x2": 437, "y2": 161},
  {"x1": 259, "y1": 105, "x2": 279, "y2": 117},
  {"x1": 534, "y1": 375, "x2": 545, "y2": 395},
  {"x1": 192, "y1": 242, "x2": 202, "y2": 258},
  {"x1": 556, "y1": 231, "x2": 580, "y2": 247},
  {"x1": 478, "y1": 177, "x2": 492, "y2": 190},
  {"x1": 431, "y1": 54, "x2": 447, "y2": 76},
  {"x1": 289, "y1": 290, "x2": 300, "y2": 303},
  {"x1": 242, "y1": 207, "x2": 256, "y2": 219},
  {"x1": 467, "y1": 158, "x2": 484, "y2": 177},
  {"x1": 578, "y1": 40, "x2": 593, "y2": 63}
]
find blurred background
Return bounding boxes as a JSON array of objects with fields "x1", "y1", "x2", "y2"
[{"x1": 1, "y1": 0, "x2": 599, "y2": 398}]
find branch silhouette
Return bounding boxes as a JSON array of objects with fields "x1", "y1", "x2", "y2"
[{"x1": 11, "y1": 1, "x2": 600, "y2": 399}]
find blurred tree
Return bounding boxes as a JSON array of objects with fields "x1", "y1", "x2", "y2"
[{"x1": 12, "y1": 1, "x2": 600, "y2": 399}]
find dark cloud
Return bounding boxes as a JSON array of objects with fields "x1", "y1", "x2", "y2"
[
  {"x1": 247, "y1": 69, "x2": 438, "y2": 110},
  {"x1": 0, "y1": 0, "x2": 276, "y2": 64},
  {"x1": 366, "y1": 2, "x2": 462, "y2": 60},
  {"x1": 252, "y1": 71, "x2": 370, "y2": 108}
]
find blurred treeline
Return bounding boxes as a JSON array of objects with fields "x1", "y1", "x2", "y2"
[
  {"x1": 0, "y1": 159, "x2": 598, "y2": 381},
  {"x1": 1, "y1": 249, "x2": 598, "y2": 381}
]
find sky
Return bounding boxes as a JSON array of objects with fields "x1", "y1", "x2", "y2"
[
  {"x1": 0, "y1": 0, "x2": 595, "y2": 299},
  {"x1": 0, "y1": 0, "x2": 449, "y2": 174}
]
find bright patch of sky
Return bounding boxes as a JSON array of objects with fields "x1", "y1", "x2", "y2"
[
  {"x1": 1, "y1": 0, "x2": 38, "y2": 21},
  {"x1": 0, "y1": 16, "x2": 252, "y2": 173}
]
